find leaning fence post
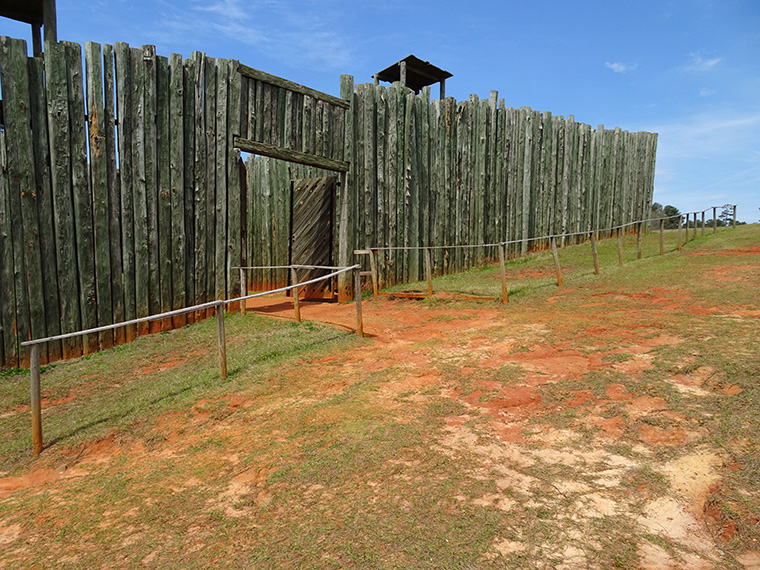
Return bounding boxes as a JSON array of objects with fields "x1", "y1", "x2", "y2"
[
  {"x1": 678, "y1": 216, "x2": 683, "y2": 251},
  {"x1": 424, "y1": 248, "x2": 434, "y2": 297},
  {"x1": 713, "y1": 207, "x2": 717, "y2": 233},
  {"x1": 659, "y1": 219, "x2": 665, "y2": 255},
  {"x1": 239, "y1": 268, "x2": 247, "y2": 316},
  {"x1": 617, "y1": 227, "x2": 623, "y2": 266},
  {"x1": 498, "y1": 243, "x2": 508, "y2": 304},
  {"x1": 291, "y1": 267, "x2": 301, "y2": 323},
  {"x1": 551, "y1": 237, "x2": 563, "y2": 286},
  {"x1": 217, "y1": 302, "x2": 227, "y2": 380},
  {"x1": 590, "y1": 231, "x2": 600, "y2": 275},
  {"x1": 30, "y1": 344, "x2": 43, "y2": 456},
  {"x1": 354, "y1": 268, "x2": 363, "y2": 338},
  {"x1": 637, "y1": 222, "x2": 643, "y2": 259},
  {"x1": 701, "y1": 211, "x2": 705, "y2": 237}
]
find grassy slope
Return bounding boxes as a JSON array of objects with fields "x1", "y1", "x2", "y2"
[{"x1": 0, "y1": 225, "x2": 758, "y2": 569}]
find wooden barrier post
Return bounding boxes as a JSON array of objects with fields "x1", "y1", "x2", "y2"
[
  {"x1": 713, "y1": 207, "x2": 717, "y2": 234},
  {"x1": 637, "y1": 222, "x2": 643, "y2": 259},
  {"x1": 732, "y1": 205, "x2": 737, "y2": 228},
  {"x1": 30, "y1": 344, "x2": 43, "y2": 456},
  {"x1": 659, "y1": 219, "x2": 665, "y2": 255},
  {"x1": 239, "y1": 268, "x2": 247, "y2": 316},
  {"x1": 590, "y1": 232, "x2": 600, "y2": 275},
  {"x1": 693, "y1": 213, "x2": 697, "y2": 240},
  {"x1": 291, "y1": 267, "x2": 301, "y2": 322},
  {"x1": 701, "y1": 211, "x2": 705, "y2": 237},
  {"x1": 678, "y1": 216, "x2": 683, "y2": 251},
  {"x1": 616, "y1": 227, "x2": 623, "y2": 266},
  {"x1": 498, "y1": 243, "x2": 508, "y2": 304},
  {"x1": 551, "y1": 237, "x2": 563, "y2": 286},
  {"x1": 217, "y1": 302, "x2": 227, "y2": 380},
  {"x1": 354, "y1": 269, "x2": 363, "y2": 338},
  {"x1": 369, "y1": 249, "x2": 379, "y2": 296},
  {"x1": 424, "y1": 248, "x2": 433, "y2": 297}
]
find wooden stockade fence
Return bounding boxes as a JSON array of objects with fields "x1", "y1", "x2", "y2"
[
  {"x1": 0, "y1": 36, "x2": 351, "y2": 370},
  {"x1": 246, "y1": 81, "x2": 657, "y2": 291},
  {"x1": 1, "y1": 33, "x2": 656, "y2": 371}
]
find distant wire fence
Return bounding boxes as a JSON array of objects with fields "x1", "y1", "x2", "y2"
[
  {"x1": 355, "y1": 205, "x2": 737, "y2": 303},
  {"x1": 20, "y1": 264, "x2": 363, "y2": 456}
]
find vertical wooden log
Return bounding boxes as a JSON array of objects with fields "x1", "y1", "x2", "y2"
[
  {"x1": 498, "y1": 243, "x2": 508, "y2": 304},
  {"x1": 713, "y1": 207, "x2": 717, "y2": 233},
  {"x1": 659, "y1": 219, "x2": 665, "y2": 255},
  {"x1": 217, "y1": 302, "x2": 227, "y2": 380},
  {"x1": 30, "y1": 344, "x2": 43, "y2": 455},
  {"x1": 28, "y1": 55, "x2": 62, "y2": 363},
  {"x1": 637, "y1": 222, "x2": 642, "y2": 259},
  {"x1": 291, "y1": 267, "x2": 301, "y2": 322},
  {"x1": 0, "y1": 131, "x2": 18, "y2": 368},
  {"x1": 169, "y1": 53, "x2": 187, "y2": 327},
  {"x1": 66, "y1": 41, "x2": 98, "y2": 352},
  {"x1": 693, "y1": 213, "x2": 697, "y2": 240},
  {"x1": 156, "y1": 54, "x2": 173, "y2": 329},
  {"x1": 337, "y1": 76, "x2": 353, "y2": 301},
  {"x1": 551, "y1": 237, "x2": 563, "y2": 287},
  {"x1": 182, "y1": 56, "x2": 196, "y2": 322},
  {"x1": 131, "y1": 46, "x2": 150, "y2": 336},
  {"x1": 85, "y1": 42, "x2": 114, "y2": 349},
  {"x1": 104, "y1": 44, "x2": 125, "y2": 344},
  {"x1": 204, "y1": 56, "x2": 217, "y2": 309},
  {"x1": 215, "y1": 59, "x2": 229, "y2": 301},
  {"x1": 1, "y1": 37, "x2": 43, "y2": 367},
  {"x1": 732, "y1": 205, "x2": 737, "y2": 228},
  {"x1": 424, "y1": 247, "x2": 433, "y2": 297},
  {"x1": 701, "y1": 211, "x2": 705, "y2": 237},
  {"x1": 617, "y1": 227, "x2": 623, "y2": 266},
  {"x1": 354, "y1": 268, "x2": 363, "y2": 338},
  {"x1": 115, "y1": 42, "x2": 136, "y2": 342},
  {"x1": 227, "y1": 60, "x2": 243, "y2": 303},
  {"x1": 590, "y1": 231, "x2": 600, "y2": 275},
  {"x1": 141, "y1": 45, "x2": 161, "y2": 331}
]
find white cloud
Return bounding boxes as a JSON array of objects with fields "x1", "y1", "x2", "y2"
[
  {"x1": 699, "y1": 88, "x2": 715, "y2": 97},
  {"x1": 684, "y1": 53, "x2": 721, "y2": 72},
  {"x1": 605, "y1": 61, "x2": 638, "y2": 74}
]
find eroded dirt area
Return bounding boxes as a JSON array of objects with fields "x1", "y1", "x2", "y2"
[{"x1": 1, "y1": 252, "x2": 759, "y2": 569}]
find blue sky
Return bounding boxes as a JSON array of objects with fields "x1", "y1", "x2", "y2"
[{"x1": 2, "y1": 0, "x2": 759, "y2": 222}]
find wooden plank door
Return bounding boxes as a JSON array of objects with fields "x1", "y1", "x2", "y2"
[{"x1": 290, "y1": 177, "x2": 336, "y2": 298}]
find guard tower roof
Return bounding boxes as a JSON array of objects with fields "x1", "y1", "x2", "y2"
[{"x1": 374, "y1": 55, "x2": 452, "y2": 94}]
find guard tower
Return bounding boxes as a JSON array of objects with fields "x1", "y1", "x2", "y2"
[
  {"x1": 0, "y1": 0, "x2": 57, "y2": 56},
  {"x1": 373, "y1": 55, "x2": 452, "y2": 100}
]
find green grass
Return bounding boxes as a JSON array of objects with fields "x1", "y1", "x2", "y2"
[{"x1": 0, "y1": 314, "x2": 355, "y2": 473}]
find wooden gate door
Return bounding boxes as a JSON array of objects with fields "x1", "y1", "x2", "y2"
[{"x1": 289, "y1": 177, "x2": 336, "y2": 299}]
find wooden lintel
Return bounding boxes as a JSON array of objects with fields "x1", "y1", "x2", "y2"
[
  {"x1": 233, "y1": 137, "x2": 350, "y2": 173},
  {"x1": 237, "y1": 62, "x2": 350, "y2": 109}
]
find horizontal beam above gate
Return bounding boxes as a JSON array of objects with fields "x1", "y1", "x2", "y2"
[
  {"x1": 237, "y1": 62, "x2": 350, "y2": 109},
  {"x1": 234, "y1": 136, "x2": 350, "y2": 173}
]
